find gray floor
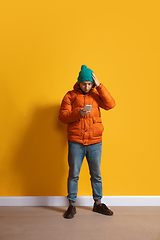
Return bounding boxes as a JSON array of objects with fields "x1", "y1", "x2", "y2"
[{"x1": 0, "y1": 206, "x2": 160, "y2": 240}]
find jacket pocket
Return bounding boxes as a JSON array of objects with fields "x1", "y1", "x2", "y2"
[
  {"x1": 67, "y1": 119, "x2": 81, "y2": 137},
  {"x1": 92, "y1": 117, "x2": 104, "y2": 137}
]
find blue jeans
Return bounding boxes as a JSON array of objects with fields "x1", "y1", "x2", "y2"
[{"x1": 67, "y1": 141, "x2": 103, "y2": 203}]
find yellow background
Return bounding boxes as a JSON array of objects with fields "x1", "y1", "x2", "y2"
[{"x1": 0, "y1": 0, "x2": 160, "y2": 197}]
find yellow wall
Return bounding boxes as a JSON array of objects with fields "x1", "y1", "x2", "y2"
[{"x1": 0, "y1": 0, "x2": 160, "y2": 196}]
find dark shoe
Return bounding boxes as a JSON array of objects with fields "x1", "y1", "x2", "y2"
[
  {"x1": 64, "y1": 205, "x2": 76, "y2": 219},
  {"x1": 93, "y1": 203, "x2": 113, "y2": 216}
]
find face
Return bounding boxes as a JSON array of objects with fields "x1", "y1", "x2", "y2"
[{"x1": 79, "y1": 81, "x2": 93, "y2": 93}]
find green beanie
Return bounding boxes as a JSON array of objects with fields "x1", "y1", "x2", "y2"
[{"x1": 77, "y1": 65, "x2": 94, "y2": 85}]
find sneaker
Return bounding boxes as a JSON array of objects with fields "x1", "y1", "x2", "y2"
[
  {"x1": 93, "y1": 203, "x2": 113, "y2": 216},
  {"x1": 64, "y1": 205, "x2": 76, "y2": 219}
]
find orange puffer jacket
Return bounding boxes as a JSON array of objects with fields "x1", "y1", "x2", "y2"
[{"x1": 59, "y1": 82, "x2": 115, "y2": 145}]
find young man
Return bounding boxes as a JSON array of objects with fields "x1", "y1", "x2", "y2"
[{"x1": 59, "y1": 65, "x2": 116, "y2": 219}]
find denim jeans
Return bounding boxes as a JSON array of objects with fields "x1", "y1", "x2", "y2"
[{"x1": 67, "y1": 141, "x2": 103, "y2": 203}]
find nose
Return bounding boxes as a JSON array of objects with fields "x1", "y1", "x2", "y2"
[{"x1": 85, "y1": 85, "x2": 89, "y2": 90}]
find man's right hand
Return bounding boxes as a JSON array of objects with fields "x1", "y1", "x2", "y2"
[{"x1": 79, "y1": 108, "x2": 90, "y2": 117}]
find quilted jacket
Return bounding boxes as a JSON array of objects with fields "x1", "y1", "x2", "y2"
[{"x1": 59, "y1": 82, "x2": 115, "y2": 145}]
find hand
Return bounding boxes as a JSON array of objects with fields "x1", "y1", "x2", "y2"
[
  {"x1": 92, "y1": 73, "x2": 100, "y2": 87},
  {"x1": 79, "y1": 108, "x2": 91, "y2": 117}
]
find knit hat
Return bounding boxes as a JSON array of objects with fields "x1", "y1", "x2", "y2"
[{"x1": 77, "y1": 65, "x2": 94, "y2": 85}]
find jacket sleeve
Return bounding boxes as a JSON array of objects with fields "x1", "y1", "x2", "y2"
[
  {"x1": 96, "y1": 83, "x2": 116, "y2": 110},
  {"x1": 59, "y1": 92, "x2": 81, "y2": 124}
]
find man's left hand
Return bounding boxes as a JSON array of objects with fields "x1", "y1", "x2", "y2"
[{"x1": 92, "y1": 73, "x2": 100, "y2": 87}]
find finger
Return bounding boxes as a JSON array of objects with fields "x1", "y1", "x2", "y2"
[
  {"x1": 92, "y1": 75, "x2": 97, "y2": 81},
  {"x1": 86, "y1": 111, "x2": 90, "y2": 114}
]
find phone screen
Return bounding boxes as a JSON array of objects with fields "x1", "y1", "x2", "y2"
[{"x1": 84, "y1": 105, "x2": 92, "y2": 111}]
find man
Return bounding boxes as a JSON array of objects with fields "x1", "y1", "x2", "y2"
[{"x1": 59, "y1": 65, "x2": 116, "y2": 219}]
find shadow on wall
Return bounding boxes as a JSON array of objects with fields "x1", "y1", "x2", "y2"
[{"x1": 13, "y1": 104, "x2": 68, "y2": 196}]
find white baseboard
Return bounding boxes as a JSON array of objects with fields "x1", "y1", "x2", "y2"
[{"x1": 0, "y1": 196, "x2": 160, "y2": 206}]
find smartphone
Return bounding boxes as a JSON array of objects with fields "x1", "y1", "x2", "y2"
[{"x1": 84, "y1": 105, "x2": 92, "y2": 111}]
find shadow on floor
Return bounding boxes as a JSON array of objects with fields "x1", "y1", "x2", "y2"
[
  {"x1": 40, "y1": 206, "x2": 65, "y2": 213},
  {"x1": 77, "y1": 206, "x2": 92, "y2": 211}
]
